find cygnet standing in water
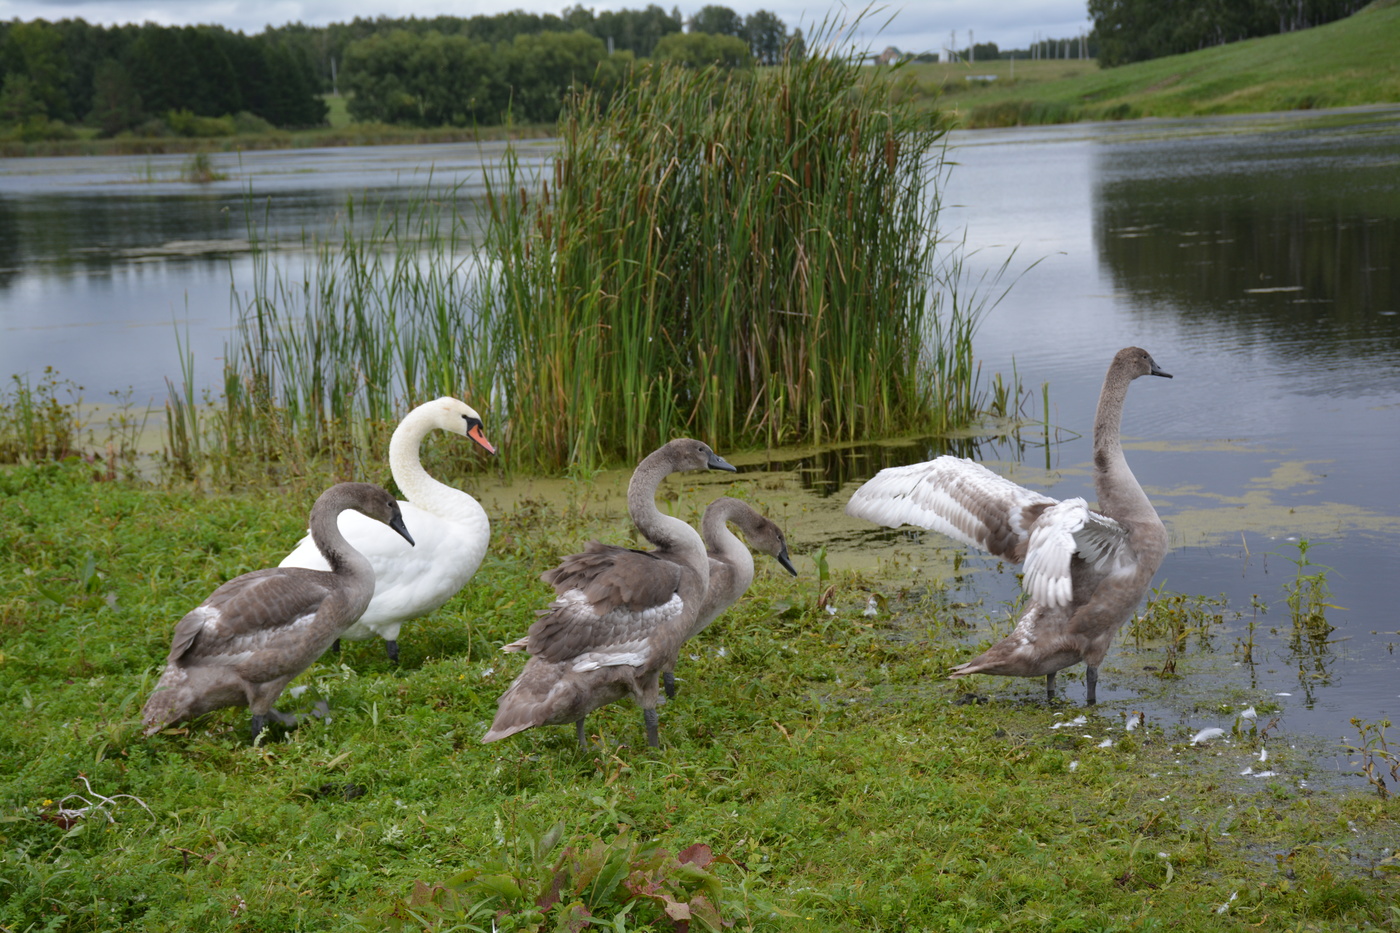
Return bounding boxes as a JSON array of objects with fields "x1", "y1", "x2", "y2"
[
  {"x1": 845, "y1": 347, "x2": 1172, "y2": 704},
  {"x1": 142, "y1": 482, "x2": 414, "y2": 742}
]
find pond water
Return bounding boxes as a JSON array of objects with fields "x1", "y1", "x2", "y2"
[{"x1": 2, "y1": 111, "x2": 1396, "y2": 750}]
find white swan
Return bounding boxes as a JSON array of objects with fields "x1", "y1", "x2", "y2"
[
  {"x1": 279, "y1": 397, "x2": 494, "y2": 661},
  {"x1": 143, "y1": 482, "x2": 414, "y2": 742},
  {"x1": 483, "y1": 438, "x2": 736, "y2": 748},
  {"x1": 845, "y1": 347, "x2": 1172, "y2": 704}
]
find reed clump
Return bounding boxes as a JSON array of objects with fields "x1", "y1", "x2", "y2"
[
  {"x1": 478, "y1": 50, "x2": 966, "y2": 470},
  {"x1": 169, "y1": 34, "x2": 993, "y2": 478}
]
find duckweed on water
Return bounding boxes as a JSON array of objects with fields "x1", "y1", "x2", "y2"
[{"x1": 0, "y1": 460, "x2": 1395, "y2": 931}]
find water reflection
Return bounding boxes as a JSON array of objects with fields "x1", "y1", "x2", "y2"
[{"x1": 1091, "y1": 121, "x2": 1400, "y2": 396}]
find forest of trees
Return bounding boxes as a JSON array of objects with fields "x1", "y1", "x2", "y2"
[
  {"x1": 1089, "y1": 0, "x2": 1370, "y2": 66},
  {"x1": 0, "y1": 4, "x2": 803, "y2": 137},
  {"x1": 0, "y1": 19, "x2": 325, "y2": 139}
]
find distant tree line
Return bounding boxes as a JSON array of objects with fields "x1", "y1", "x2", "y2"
[
  {"x1": 0, "y1": 4, "x2": 803, "y2": 137},
  {"x1": 0, "y1": 19, "x2": 324, "y2": 138},
  {"x1": 1089, "y1": 0, "x2": 1369, "y2": 66},
  {"x1": 298, "y1": 4, "x2": 800, "y2": 125},
  {"x1": 912, "y1": 36, "x2": 1099, "y2": 63}
]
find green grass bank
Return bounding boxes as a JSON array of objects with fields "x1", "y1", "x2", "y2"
[
  {"x1": 900, "y1": 0, "x2": 1400, "y2": 128},
  {"x1": 0, "y1": 459, "x2": 1396, "y2": 931}
]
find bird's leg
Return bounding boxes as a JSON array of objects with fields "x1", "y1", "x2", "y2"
[
  {"x1": 250, "y1": 714, "x2": 266, "y2": 745},
  {"x1": 575, "y1": 719, "x2": 588, "y2": 750},
  {"x1": 385, "y1": 640, "x2": 400, "y2": 663},
  {"x1": 1045, "y1": 671, "x2": 1056, "y2": 702},
  {"x1": 644, "y1": 707, "x2": 660, "y2": 748},
  {"x1": 332, "y1": 639, "x2": 342, "y2": 654},
  {"x1": 1086, "y1": 666, "x2": 1098, "y2": 705},
  {"x1": 663, "y1": 671, "x2": 676, "y2": 700}
]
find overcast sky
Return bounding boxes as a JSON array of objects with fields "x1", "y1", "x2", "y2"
[{"x1": 0, "y1": 1, "x2": 1095, "y2": 55}]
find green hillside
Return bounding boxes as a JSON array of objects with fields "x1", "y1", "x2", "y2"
[{"x1": 904, "y1": 0, "x2": 1400, "y2": 127}]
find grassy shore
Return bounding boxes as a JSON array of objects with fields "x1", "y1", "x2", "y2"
[
  {"x1": 1, "y1": 458, "x2": 1396, "y2": 931},
  {"x1": 898, "y1": 0, "x2": 1400, "y2": 127}
]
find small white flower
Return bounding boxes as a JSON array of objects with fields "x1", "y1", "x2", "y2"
[{"x1": 825, "y1": 605, "x2": 838, "y2": 615}]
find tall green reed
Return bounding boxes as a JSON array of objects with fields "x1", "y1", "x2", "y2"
[
  {"x1": 170, "y1": 25, "x2": 1002, "y2": 478},
  {"x1": 477, "y1": 44, "x2": 976, "y2": 470},
  {"x1": 166, "y1": 188, "x2": 503, "y2": 486}
]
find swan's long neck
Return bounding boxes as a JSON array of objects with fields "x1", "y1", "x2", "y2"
[
  {"x1": 628, "y1": 450, "x2": 708, "y2": 581},
  {"x1": 388, "y1": 409, "x2": 486, "y2": 524},
  {"x1": 703, "y1": 502, "x2": 755, "y2": 601},
  {"x1": 1091, "y1": 363, "x2": 1150, "y2": 518},
  {"x1": 311, "y1": 495, "x2": 374, "y2": 582}
]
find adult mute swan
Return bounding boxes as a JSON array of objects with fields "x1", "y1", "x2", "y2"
[
  {"x1": 845, "y1": 347, "x2": 1172, "y2": 704},
  {"x1": 279, "y1": 397, "x2": 495, "y2": 662},
  {"x1": 483, "y1": 438, "x2": 736, "y2": 748},
  {"x1": 142, "y1": 483, "x2": 413, "y2": 742}
]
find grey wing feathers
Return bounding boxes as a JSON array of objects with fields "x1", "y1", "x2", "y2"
[
  {"x1": 525, "y1": 546, "x2": 685, "y2": 667},
  {"x1": 846, "y1": 457, "x2": 1056, "y2": 562},
  {"x1": 167, "y1": 569, "x2": 336, "y2": 661},
  {"x1": 540, "y1": 542, "x2": 683, "y2": 615}
]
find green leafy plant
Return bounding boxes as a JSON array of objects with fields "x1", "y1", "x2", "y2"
[
  {"x1": 1127, "y1": 587, "x2": 1228, "y2": 678},
  {"x1": 378, "y1": 822, "x2": 738, "y2": 933},
  {"x1": 1282, "y1": 539, "x2": 1339, "y2": 642},
  {"x1": 0, "y1": 368, "x2": 83, "y2": 463},
  {"x1": 1345, "y1": 718, "x2": 1399, "y2": 800}
]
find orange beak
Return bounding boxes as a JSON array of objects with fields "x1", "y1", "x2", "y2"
[{"x1": 468, "y1": 423, "x2": 496, "y2": 455}]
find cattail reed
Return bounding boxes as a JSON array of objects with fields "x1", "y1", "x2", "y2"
[{"x1": 167, "y1": 27, "x2": 999, "y2": 478}]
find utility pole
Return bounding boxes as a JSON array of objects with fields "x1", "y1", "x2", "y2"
[{"x1": 969, "y1": 29, "x2": 974, "y2": 64}]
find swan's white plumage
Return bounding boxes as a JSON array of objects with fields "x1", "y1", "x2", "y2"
[{"x1": 279, "y1": 397, "x2": 493, "y2": 654}]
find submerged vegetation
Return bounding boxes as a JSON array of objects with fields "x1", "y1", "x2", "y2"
[
  {"x1": 165, "y1": 46, "x2": 980, "y2": 477},
  {"x1": 0, "y1": 458, "x2": 1396, "y2": 931}
]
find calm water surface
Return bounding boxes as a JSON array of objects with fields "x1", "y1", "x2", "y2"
[{"x1": 2, "y1": 112, "x2": 1396, "y2": 751}]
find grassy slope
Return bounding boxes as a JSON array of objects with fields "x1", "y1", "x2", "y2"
[
  {"x1": 913, "y1": 1, "x2": 1400, "y2": 127},
  {"x1": 1, "y1": 462, "x2": 1395, "y2": 931}
]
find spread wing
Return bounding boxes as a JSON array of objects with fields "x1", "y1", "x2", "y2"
[
  {"x1": 1021, "y1": 499, "x2": 1130, "y2": 608},
  {"x1": 846, "y1": 457, "x2": 1056, "y2": 561},
  {"x1": 846, "y1": 456, "x2": 1132, "y2": 608}
]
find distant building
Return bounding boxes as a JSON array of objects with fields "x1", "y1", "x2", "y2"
[{"x1": 875, "y1": 46, "x2": 901, "y2": 65}]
